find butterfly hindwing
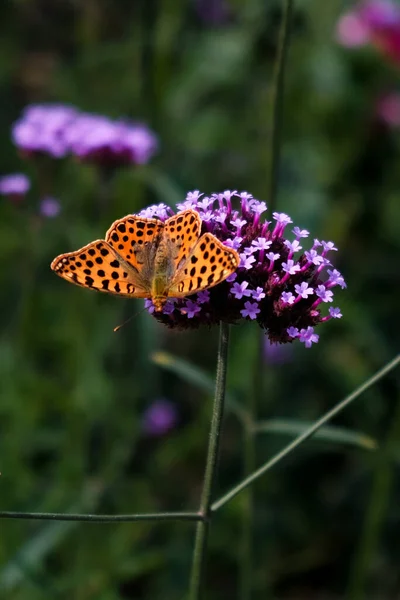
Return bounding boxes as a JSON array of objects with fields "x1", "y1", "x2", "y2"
[
  {"x1": 169, "y1": 233, "x2": 239, "y2": 297},
  {"x1": 51, "y1": 240, "x2": 150, "y2": 297}
]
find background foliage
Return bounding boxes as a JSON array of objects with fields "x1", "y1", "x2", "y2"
[{"x1": 0, "y1": 0, "x2": 399, "y2": 598}]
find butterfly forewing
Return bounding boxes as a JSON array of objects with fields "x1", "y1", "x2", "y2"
[
  {"x1": 51, "y1": 240, "x2": 150, "y2": 297},
  {"x1": 105, "y1": 214, "x2": 164, "y2": 271},
  {"x1": 169, "y1": 232, "x2": 239, "y2": 297},
  {"x1": 164, "y1": 210, "x2": 201, "y2": 269}
]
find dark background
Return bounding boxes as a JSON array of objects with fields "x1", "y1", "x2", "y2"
[{"x1": 0, "y1": 0, "x2": 399, "y2": 599}]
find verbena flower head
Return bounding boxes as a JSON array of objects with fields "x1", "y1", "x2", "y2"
[
  {"x1": 12, "y1": 104, "x2": 77, "y2": 158},
  {"x1": 12, "y1": 104, "x2": 158, "y2": 167},
  {"x1": 143, "y1": 191, "x2": 346, "y2": 348},
  {"x1": 0, "y1": 173, "x2": 30, "y2": 198},
  {"x1": 336, "y1": 0, "x2": 400, "y2": 64},
  {"x1": 142, "y1": 399, "x2": 178, "y2": 436},
  {"x1": 65, "y1": 115, "x2": 158, "y2": 167}
]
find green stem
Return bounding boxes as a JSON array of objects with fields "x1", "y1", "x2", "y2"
[
  {"x1": 212, "y1": 355, "x2": 400, "y2": 512},
  {"x1": 347, "y1": 391, "x2": 400, "y2": 600},
  {"x1": 240, "y1": 331, "x2": 263, "y2": 600},
  {"x1": 188, "y1": 322, "x2": 230, "y2": 600},
  {"x1": 0, "y1": 511, "x2": 201, "y2": 523},
  {"x1": 267, "y1": 0, "x2": 294, "y2": 213}
]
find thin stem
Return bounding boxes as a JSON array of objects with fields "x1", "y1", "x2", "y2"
[
  {"x1": 188, "y1": 322, "x2": 230, "y2": 600},
  {"x1": 212, "y1": 354, "x2": 400, "y2": 512},
  {"x1": 267, "y1": 0, "x2": 294, "y2": 213},
  {"x1": 240, "y1": 331, "x2": 263, "y2": 600},
  {"x1": 0, "y1": 511, "x2": 201, "y2": 523},
  {"x1": 347, "y1": 391, "x2": 400, "y2": 600}
]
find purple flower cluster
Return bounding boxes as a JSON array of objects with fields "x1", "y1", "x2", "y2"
[
  {"x1": 336, "y1": 0, "x2": 400, "y2": 64},
  {"x1": 142, "y1": 190, "x2": 346, "y2": 348},
  {"x1": 12, "y1": 104, "x2": 158, "y2": 167}
]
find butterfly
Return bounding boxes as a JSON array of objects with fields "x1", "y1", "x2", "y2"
[{"x1": 51, "y1": 209, "x2": 240, "y2": 312}]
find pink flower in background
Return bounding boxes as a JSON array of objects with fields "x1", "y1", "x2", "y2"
[
  {"x1": 376, "y1": 92, "x2": 400, "y2": 125},
  {"x1": 336, "y1": 0, "x2": 400, "y2": 64}
]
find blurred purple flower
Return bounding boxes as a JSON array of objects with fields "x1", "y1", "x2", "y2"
[
  {"x1": 12, "y1": 104, "x2": 158, "y2": 167},
  {"x1": 194, "y1": 0, "x2": 231, "y2": 24},
  {"x1": 142, "y1": 190, "x2": 346, "y2": 348},
  {"x1": 142, "y1": 399, "x2": 178, "y2": 436},
  {"x1": 12, "y1": 104, "x2": 77, "y2": 158},
  {"x1": 40, "y1": 196, "x2": 61, "y2": 218},
  {"x1": 0, "y1": 173, "x2": 30, "y2": 198},
  {"x1": 263, "y1": 339, "x2": 293, "y2": 365},
  {"x1": 336, "y1": 0, "x2": 400, "y2": 64},
  {"x1": 376, "y1": 92, "x2": 400, "y2": 126},
  {"x1": 65, "y1": 114, "x2": 158, "y2": 167}
]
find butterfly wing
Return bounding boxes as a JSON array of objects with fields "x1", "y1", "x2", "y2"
[
  {"x1": 51, "y1": 240, "x2": 150, "y2": 297},
  {"x1": 105, "y1": 214, "x2": 164, "y2": 270},
  {"x1": 168, "y1": 233, "x2": 239, "y2": 297},
  {"x1": 164, "y1": 209, "x2": 201, "y2": 269}
]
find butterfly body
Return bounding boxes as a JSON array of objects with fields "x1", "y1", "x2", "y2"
[{"x1": 51, "y1": 209, "x2": 239, "y2": 310}]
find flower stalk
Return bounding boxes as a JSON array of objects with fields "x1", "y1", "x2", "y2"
[{"x1": 188, "y1": 322, "x2": 230, "y2": 600}]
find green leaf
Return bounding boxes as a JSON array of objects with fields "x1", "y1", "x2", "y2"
[{"x1": 253, "y1": 419, "x2": 378, "y2": 451}]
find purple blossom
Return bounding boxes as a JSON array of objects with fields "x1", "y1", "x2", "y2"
[
  {"x1": 231, "y1": 281, "x2": 252, "y2": 299},
  {"x1": 12, "y1": 104, "x2": 77, "y2": 158},
  {"x1": 12, "y1": 104, "x2": 158, "y2": 166},
  {"x1": 66, "y1": 115, "x2": 158, "y2": 166},
  {"x1": 197, "y1": 290, "x2": 210, "y2": 304},
  {"x1": 327, "y1": 269, "x2": 347, "y2": 289},
  {"x1": 293, "y1": 226, "x2": 309, "y2": 238},
  {"x1": 0, "y1": 173, "x2": 30, "y2": 196},
  {"x1": 315, "y1": 285, "x2": 334, "y2": 303},
  {"x1": 181, "y1": 300, "x2": 202, "y2": 318},
  {"x1": 224, "y1": 237, "x2": 243, "y2": 250},
  {"x1": 40, "y1": 197, "x2": 61, "y2": 218},
  {"x1": 282, "y1": 292, "x2": 295, "y2": 305},
  {"x1": 305, "y1": 249, "x2": 324, "y2": 266},
  {"x1": 298, "y1": 327, "x2": 319, "y2": 348},
  {"x1": 281, "y1": 259, "x2": 300, "y2": 276},
  {"x1": 241, "y1": 301, "x2": 260, "y2": 320},
  {"x1": 294, "y1": 282, "x2": 314, "y2": 299},
  {"x1": 239, "y1": 253, "x2": 256, "y2": 270},
  {"x1": 252, "y1": 200, "x2": 267, "y2": 214},
  {"x1": 252, "y1": 287, "x2": 266, "y2": 301},
  {"x1": 252, "y1": 237, "x2": 272, "y2": 251},
  {"x1": 329, "y1": 307, "x2": 343, "y2": 319},
  {"x1": 231, "y1": 217, "x2": 247, "y2": 229},
  {"x1": 287, "y1": 327, "x2": 299, "y2": 338},
  {"x1": 141, "y1": 190, "x2": 345, "y2": 347},
  {"x1": 142, "y1": 399, "x2": 177, "y2": 436},
  {"x1": 284, "y1": 239, "x2": 303, "y2": 254}
]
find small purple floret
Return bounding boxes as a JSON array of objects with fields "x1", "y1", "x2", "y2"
[
  {"x1": 142, "y1": 399, "x2": 177, "y2": 436},
  {"x1": 0, "y1": 173, "x2": 30, "y2": 196}
]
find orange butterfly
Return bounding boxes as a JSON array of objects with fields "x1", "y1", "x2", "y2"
[{"x1": 51, "y1": 209, "x2": 239, "y2": 312}]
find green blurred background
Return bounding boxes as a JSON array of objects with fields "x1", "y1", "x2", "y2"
[{"x1": 1, "y1": 0, "x2": 400, "y2": 598}]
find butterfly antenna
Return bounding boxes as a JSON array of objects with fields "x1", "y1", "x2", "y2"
[{"x1": 113, "y1": 306, "x2": 147, "y2": 332}]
